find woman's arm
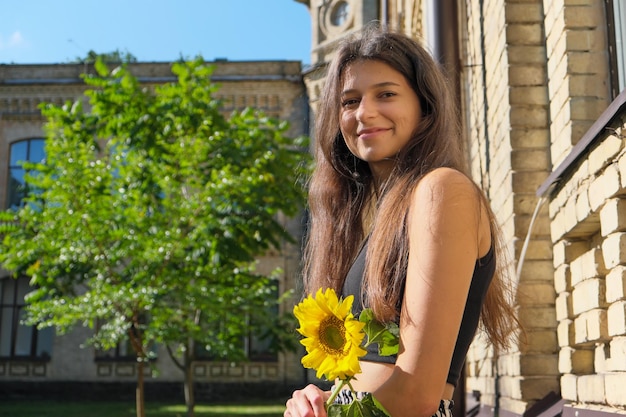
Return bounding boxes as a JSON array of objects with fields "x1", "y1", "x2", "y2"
[{"x1": 374, "y1": 167, "x2": 491, "y2": 417}]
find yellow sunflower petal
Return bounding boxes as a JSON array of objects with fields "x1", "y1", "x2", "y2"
[{"x1": 293, "y1": 287, "x2": 368, "y2": 381}]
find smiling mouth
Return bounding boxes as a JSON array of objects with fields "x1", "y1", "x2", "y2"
[{"x1": 357, "y1": 128, "x2": 389, "y2": 138}]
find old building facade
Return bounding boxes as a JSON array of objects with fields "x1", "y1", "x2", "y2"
[
  {"x1": 0, "y1": 60, "x2": 309, "y2": 398},
  {"x1": 298, "y1": 0, "x2": 626, "y2": 416},
  {"x1": 3, "y1": 0, "x2": 626, "y2": 413}
]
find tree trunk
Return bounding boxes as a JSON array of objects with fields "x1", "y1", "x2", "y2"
[
  {"x1": 136, "y1": 360, "x2": 145, "y2": 417},
  {"x1": 184, "y1": 347, "x2": 196, "y2": 417}
]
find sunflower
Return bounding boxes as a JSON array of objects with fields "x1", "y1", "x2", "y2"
[{"x1": 293, "y1": 287, "x2": 367, "y2": 381}]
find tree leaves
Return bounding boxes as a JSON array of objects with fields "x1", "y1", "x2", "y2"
[{"x1": 1, "y1": 57, "x2": 310, "y2": 367}]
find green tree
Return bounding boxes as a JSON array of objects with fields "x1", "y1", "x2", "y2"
[
  {"x1": 0, "y1": 58, "x2": 309, "y2": 417},
  {"x1": 69, "y1": 48, "x2": 138, "y2": 64}
]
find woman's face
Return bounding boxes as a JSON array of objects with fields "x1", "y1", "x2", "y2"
[{"x1": 339, "y1": 59, "x2": 422, "y2": 181}]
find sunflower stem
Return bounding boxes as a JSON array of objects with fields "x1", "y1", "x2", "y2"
[{"x1": 326, "y1": 379, "x2": 350, "y2": 407}]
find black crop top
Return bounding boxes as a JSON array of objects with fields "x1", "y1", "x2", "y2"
[{"x1": 341, "y1": 238, "x2": 496, "y2": 387}]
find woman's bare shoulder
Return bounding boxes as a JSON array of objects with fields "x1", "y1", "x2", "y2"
[{"x1": 412, "y1": 167, "x2": 480, "y2": 206}]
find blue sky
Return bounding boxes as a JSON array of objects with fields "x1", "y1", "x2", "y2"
[{"x1": 0, "y1": 0, "x2": 312, "y2": 65}]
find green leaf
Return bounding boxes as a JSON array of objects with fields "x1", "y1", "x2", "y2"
[
  {"x1": 359, "y1": 308, "x2": 399, "y2": 357},
  {"x1": 327, "y1": 394, "x2": 391, "y2": 417}
]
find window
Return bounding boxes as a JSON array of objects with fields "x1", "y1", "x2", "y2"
[
  {"x1": 196, "y1": 281, "x2": 280, "y2": 362},
  {"x1": 195, "y1": 325, "x2": 278, "y2": 362},
  {"x1": 7, "y1": 138, "x2": 45, "y2": 209},
  {"x1": 94, "y1": 319, "x2": 156, "y2": 362},
  {"x1": 94, "y1": 338, "x2": 136, "y2": 362},
  {"x1": 2, "y1": 139, "x2": 52, "y2": 361},
  {"x1": 607, "y1": 0, "x2": 626, "y2": 97},
  {"x1": 0, "y1": 276, "x2": 53, "y2": 359}
]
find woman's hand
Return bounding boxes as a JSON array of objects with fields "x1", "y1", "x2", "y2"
[{"x1": 284, "y1": 384, "x2": 330, "y2": 417}]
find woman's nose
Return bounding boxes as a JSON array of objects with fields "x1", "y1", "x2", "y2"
[{"x1": 356, "y1": 98, "x2": 375, "y2": 121}]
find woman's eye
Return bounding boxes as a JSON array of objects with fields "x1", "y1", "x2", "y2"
[
  {"x1": 380, "y1": 91, "x2": 396, "y2": 98},
  {"x1": 341, "y1": 98, "x2": 359, "y2": 107}
]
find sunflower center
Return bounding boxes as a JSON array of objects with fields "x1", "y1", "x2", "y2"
[{"x1": 319, "y1": 315, "x2": 346, "y2": 354}]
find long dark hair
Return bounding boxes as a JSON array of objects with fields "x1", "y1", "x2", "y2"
[{"x1": 304, "y1": 26, "x2": 517, "y2": 350}]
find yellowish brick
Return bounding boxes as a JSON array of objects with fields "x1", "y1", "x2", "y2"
[
  {"x1": 514, "y1": 238, "x2": 553, "y2": 262},
  {"x1": 572, "y1": 119, "x2": 596, "y2": 145},
  {"x1": 554, "y1": 239, "x2": 589, "y2": 267},
  {"x1": 511, "y1": 106, "x2": 549, "y2": 129},
  {"x1": 566, "y1": 29, "x2": 607, "y2": 52},
  {"x1": 509, "y1": 65, "x2": 548, "y2": 87},
  {"x1": 497, "y1": 352, "x2": 520, "y2": 376},
  {"x1": 519, "y1": 329, "x2": 558, "y2": 354},
  {"x1": 574, "y1": 308, "x2": 608, "y2": 344},
  {"x1": 605, "y1": 372, "x2": 626, "y2": 406},
  {"x1": 562, "y1": 195, "x2": 581, "y2": 236},
  {"x1": 508, "y1": 45, "x2": 549, "y2": 65},
  {"x1": 600, "y1": 198, "x2": 626, "y2": 237},
  {"x1": 607, "y1": 301, "x2": 626, "y2": 336},
  {"x1": 521, "y1": 376, "x2": 560, "y2": 400},
  {"x1": 554, "y1": 264, "x2": 572, "y2": 293},
  {"x1": 564, "y1": 5, "x2": 605, "y2": 28},
  {"x1": 499, "y1": 398, "x2": 529, "y2": 416},
  {"x1": 520, "y1": 354, "x2": 559, "y2": 376},
  {"x1": 570, "y1": 248, "x2": 607, "y2": 286},
  {"x1": 569, "y1": 73, "x2": 610, "y2": 98},
  {"x1": 577, "y1": 374, "x2": 606, "y2": 403},
  {"x1": 519, "y1": 306, "x2": 558, "y2": 328},
  {"x1": 518, "y1": 259, "x2": 554, "y2": 282},
  {"x1": 556, "y1": 292, "x2": 573, "y2": 320},
  {"x1": 606, "y1": 265, "x2": 626, "y2": 303},
  {"x1": 553, "y1": 240, "x2": 568, "y2": 268},
  {"x1": 594, "y1": 343, "x2": 610, "y2": 373},
  {"x1": 551, "y1": 210, "x2": 568, "y2": 242},
  {"x1": 512, "y1": 171, "x2": 552, "y2": 193},
  {"x1": 511, "y1": 149, "x2": 550, "y2": 170},
  {"x1": 559, "y1": 347, "x2": 594, "y2": 374},
  {"x1": 571, "y1": 96, "x2": 611, "y2": 122},
  {"x1": 505, "y1": 3, "x2": 543, "y2": 23},
  {"x1": 518, "y1": 282, "x2": 557, "y2": 307},
  {"x1": 589, "y1": 164, "x2": 622, "y2": 211},
  {"x1": 589, "y1": 135, "x2": 623, "y2": 176},
  {"x1": 575, "y1": 186, "x2": 592, "y2": 222},
  {"x1": 558, "y1": 319, "x2": 575, "y2": 347},
  {"x1": 561, "y1": 373, "x2": 579, "y2": 401},
  {"x1": 572, "y1": 278, "x2": 607, "y2": 314},
  {"x1": 507, "y1": 23, "x2": 544, "y2": 45},
  {"x1": 602, "y1": 232, "x2": 626, "y2": 269},
  {"x1": 618, "y1": 150, "x2": 626, "y2": 189},
  {"x1": 568, "y1": 51, "x2": 611, "y2": 74},
  {"x1": 607, "y1": 337, "x2": 626, "y2": 371}
]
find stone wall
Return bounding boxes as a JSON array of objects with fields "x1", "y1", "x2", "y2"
[{"x1": 548, "y1": 99, "x2": 626, "y2": 409}]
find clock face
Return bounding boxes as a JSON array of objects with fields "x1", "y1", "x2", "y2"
[
  {"x1": 330, "y1": 1, "x2": 349, "y2": 26},
  {"x1": 319, "y1": 0, "x2": 354, "y2": 39}
]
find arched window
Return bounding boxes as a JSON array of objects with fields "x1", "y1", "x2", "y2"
[{"x1": 7, "y1": 138, "x2": 45, "y2": 209}]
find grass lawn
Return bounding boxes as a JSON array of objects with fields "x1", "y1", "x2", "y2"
[{"x1": 0, "y1": 399, "x2": 287, "y2": 417}]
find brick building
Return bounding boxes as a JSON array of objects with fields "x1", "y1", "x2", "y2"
[
  {"x1": 3, "y1": 0, "x2": 626, "y2": 413},
  {"x1": 299, "y1": 0, "x2": 626, "y2": 416},
  {"x1": 0, "y1": 60, "x2": 309, "y2": 399}
]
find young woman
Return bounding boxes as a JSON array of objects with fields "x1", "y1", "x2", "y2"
[{"x1": 285, "y1": 26, "x2": 519, "y2": 417}]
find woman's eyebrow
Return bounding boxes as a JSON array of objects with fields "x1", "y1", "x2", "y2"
[{"x1": 341, "y1": 81, "x2": 402, "y2": 95}]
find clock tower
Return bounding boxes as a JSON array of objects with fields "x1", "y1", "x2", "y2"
[{"x1": 295, "y1": 0, "x2": 379, "y2": 114}]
